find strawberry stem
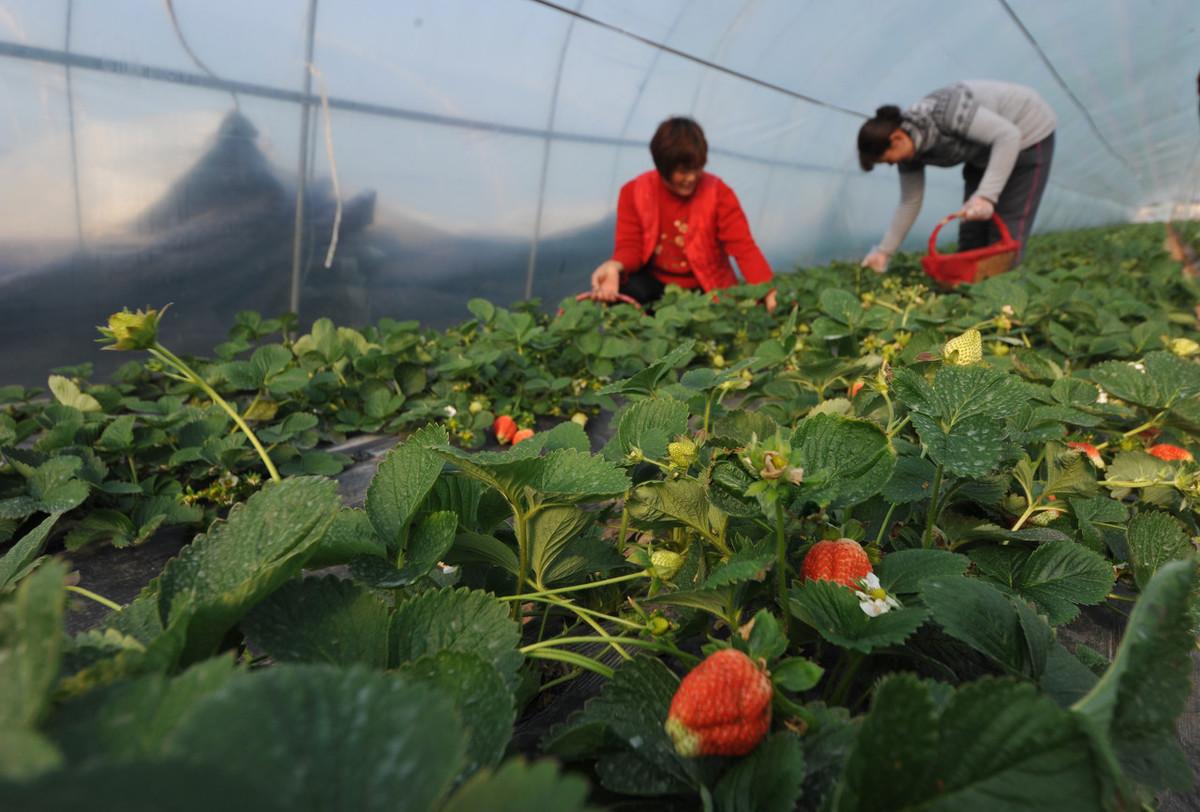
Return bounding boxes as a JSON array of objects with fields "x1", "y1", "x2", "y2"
[
  {"x1": 149, "y1": 344, "x2": 281, "y2": 483},
  {"x1": 497, "y1": 571, "x2": 648, "y2": 601},
  {"x1": 524, "y1": 649, "x2": 614, "y2": 679},
  {"x1": 921, "y1": 464, "x2": 944, "y2": 549},
  {"x1": 65, "y1": 585, "x2": 122, "y2": 612},
  {"x1": 774, "y1": 499, "x2": 790, "y2": 620}
]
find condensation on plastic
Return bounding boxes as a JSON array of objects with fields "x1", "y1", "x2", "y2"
[{"x1": 0, "y1": 0, "x2": 1196, "y2": 383}]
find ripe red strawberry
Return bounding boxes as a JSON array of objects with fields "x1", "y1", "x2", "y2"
[
  {"x1": 665, "y1": 648, "x2": 772, "y2": 757},
  {"x1": 848, "y1": 379, "x2": 865, "y2": 398},
  {"x1": 800, "y1": 538, "x2": 872, "y2": 588},
  {"x1": 492, "y1": 415, "x2": 517, "y2": 444},
  {"x1": 1147, "y1": 443, "x2": 1193, "y2": 462},
  {"x1": 1067, "y1": 441, "x2": 1105, "y2": 469},
  {"x1": 511, "y1": 428, "x2": 535, "y2": 445}
]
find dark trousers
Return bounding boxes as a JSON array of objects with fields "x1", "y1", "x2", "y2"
[
  {"x1": 618, "y1": 268, "x2": 666, "y2": 305},
  {"x1": 960, "y1": 131, "x2": 1055, "y2": 264}
]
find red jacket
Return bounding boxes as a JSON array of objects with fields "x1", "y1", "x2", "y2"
[{"x1": 611, "y1": 171, "x2": 773, "y2": 293}]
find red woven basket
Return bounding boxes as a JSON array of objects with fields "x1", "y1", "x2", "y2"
[{"x1": 921, "y1": 212, "x2": 1020, "y2": 288}]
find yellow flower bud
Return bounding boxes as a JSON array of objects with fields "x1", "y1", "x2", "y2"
[{"x1": 97, "y1": 306, "x2": 167, "y2": 351}]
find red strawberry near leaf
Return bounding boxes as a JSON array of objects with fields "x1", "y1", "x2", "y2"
[
  {"x1": 665, "y1": 648, "x2": 772, "y2": 757},
  {"x1": 800, "y1": 538, "x2": 873, "y2": 588},
  {"x1": 1067, "y1": 441, "x2": 1106, "y2": 469},
  {"x1": 511, "y1": 428, "x2": 535, "y2": 445},
  {"x1": 1148, "y1": 443, "x2": 1194, "y2": 463},
  {"x1": 492, "y1": 415, "x2": 518, "y2": 444}
]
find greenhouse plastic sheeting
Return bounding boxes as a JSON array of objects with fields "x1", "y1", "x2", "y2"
[{"x1": 0, "y1": 0, "x2": 1197, "y2": 384}]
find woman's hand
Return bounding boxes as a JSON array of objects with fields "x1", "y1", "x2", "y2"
[
  {"x1": 590, "y1": 260, "x2": 623, "y2": 301},
  {"x1": 961, "y1": 195, "x2": 995, "y2": 221},
  {"x1": 861, "y1": 250, "x2": 891, "y2": 274},
  {"x1": 763, "y1": 289, "x2": 778, "y2": 313}
]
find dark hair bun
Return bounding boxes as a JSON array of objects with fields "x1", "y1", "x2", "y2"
[{"x1": 875, "y1": 105, "x2": 902, "y2": 122}]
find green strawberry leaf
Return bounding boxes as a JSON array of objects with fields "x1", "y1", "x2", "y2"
[
  {"x1": 400, "y1": 651, "x2": 515, "y2": 782},
  {"x1": 544, "y1": 656, "x2": 694, "y2": 797},
  {"x1": 604, "y1": 396, "x2": 690, "y2": 463},
  {"x1": 1125, "y1": 510, "x2": 1192, "y2": 590},
  {"x1": 710, "y1": 410, "x2": 781, "y2": 449},
  {"x1": 156, "y1": 476, "x2": 340, "y2": 665},
  {"x1": 629, "y1": 479, "x2": 729, "y2": 548},
  {"x1": 0, "y1": 728, "x2": 61, "y2": 781},
  {"x1": 241, "y1": 576, "x2": 390, "y2": 667},
  {"x1": 919, "y1": 575, "x2": 1048, "y2": 678},
  {"x1": 834, "y1": 673, "x2": 938, "y2": 810},
  {"x1": 96, "y1": 414, "x2": 137, "y2": 452},
  {"x1": 46, "y1": 656, "x2": 235, "y2": 763},
  {"x1": 168, "y1": 665, "x2": 464, "y2": 812},
  {"x1": 789, "y1": 579, "x2": 928, "y2": 654},
  {"x1": 1073, "y1": 558, "x2": 1199, "y2": 797},
  {"x1": 306, "y1": 507, "x2": 385, "y2": 569},
  {"x1": 0, "y1": 560, "x2": 65, "y2": 727},
  {"x1": 882, "y1": 455, "x2": 939, "y2": 504},
  {"x1": 441, "y1": 758, "x2": 595, "y2": 812},
  {"x1": 1008, "y1": 542, "x2": 1115, "y2": 625},
  {"x1": 712, "y1": 732, "x2": 806, "y2": 812},
  {"x1": 0, "y1": 762, "x2": 279, "y2": 810},
  {"x1": 791, "y1": 414, "x2": 896, "y2": 508},
  {"x1": 390, "y1": 588, "x2": 523, "y2": 691},
  {"x1": 47, "y1": 374, "x2": 101, "y2": 412},
  {"x1": 875, "y1": 549, "x2": 969, "y2": 595},
  {"x1": 366, "y1": 424, "x2": 448, "y2": 551},
  {"x1": 527, "y1": 504, "x2": 591, "y2": 590},
  {"x1": 911, "y1": 411, "x2": 1008, "y2": 478},
  {"x1": 834, "y1": 674, "x2": 1104, "y2": 811},
  {"x1": 772, "y1": 657, "x2": 824, "y2": 692},
  {"x1": 0, "y1": 513, "x2": 60, "y2": 589},
  {"x1": 1069, "y1": 495, "x2": 1128, "y2": 556}
]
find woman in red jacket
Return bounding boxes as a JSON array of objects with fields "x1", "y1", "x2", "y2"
[{"x1": 590, "y1": 117, "x2": 777, "y2": 312}]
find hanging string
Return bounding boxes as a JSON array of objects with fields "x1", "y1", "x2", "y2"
[
  {"x1": 163, "y1": 0, "x2": 239, "y2": 109},
  {"x1": 307, "y1": 63, "x2": 342, "y2": 269}
]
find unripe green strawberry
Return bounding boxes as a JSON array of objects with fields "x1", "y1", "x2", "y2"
[
  {"x1": 800, "y1": 538, "x2": 872, "y2": 588},
  {"x1": 668, "y1": 437, "x2": 698, "y2": 469},
  {"x1": 649, "y1": 550, "x2": 684, "y2": 580},
  {"x1": 570, "y1": 411, "x2": 589, "y2": 428},
  {"x1": 647, "y1": 614, "x2": 671, "y2": 636},
  {"x1": 665, "y1": 648, "x2": 772, "y2": 757}
]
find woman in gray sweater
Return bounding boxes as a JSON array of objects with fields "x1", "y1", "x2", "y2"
[{"x1": 857, "y1": 80, "x2": 1056, "y2": 272}]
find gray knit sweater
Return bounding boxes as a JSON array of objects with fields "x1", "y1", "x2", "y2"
[{"x1": 877, "y1": 80, "x2": 1056, "y2": 255}]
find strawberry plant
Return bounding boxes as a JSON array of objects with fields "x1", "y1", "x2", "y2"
[{"x1": 1, "y1": 223, "x2": 1199, "y2": 808}]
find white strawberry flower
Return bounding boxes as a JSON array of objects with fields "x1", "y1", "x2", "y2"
[
  {"x1": 855, "y1": 572, "x2": 901, "y2": 617},
  {"x1": 444, "y1": 405, "x2": 458, "y2": 418}
]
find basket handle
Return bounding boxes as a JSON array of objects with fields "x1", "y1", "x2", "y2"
[
  {"x1": 574, "y1": 291, "x2": 642, "y2": 309},
  {"x1": 927, "y1": 211, "x2": 1015, "y2": 256}
]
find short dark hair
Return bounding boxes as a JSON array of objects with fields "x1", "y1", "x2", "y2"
[
  {"x1": 650, "y1": 117, "x2": 708, "y2": 177},
  {"x1": 857, "y1": 105, "x2": 904, "y2": 171}
]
